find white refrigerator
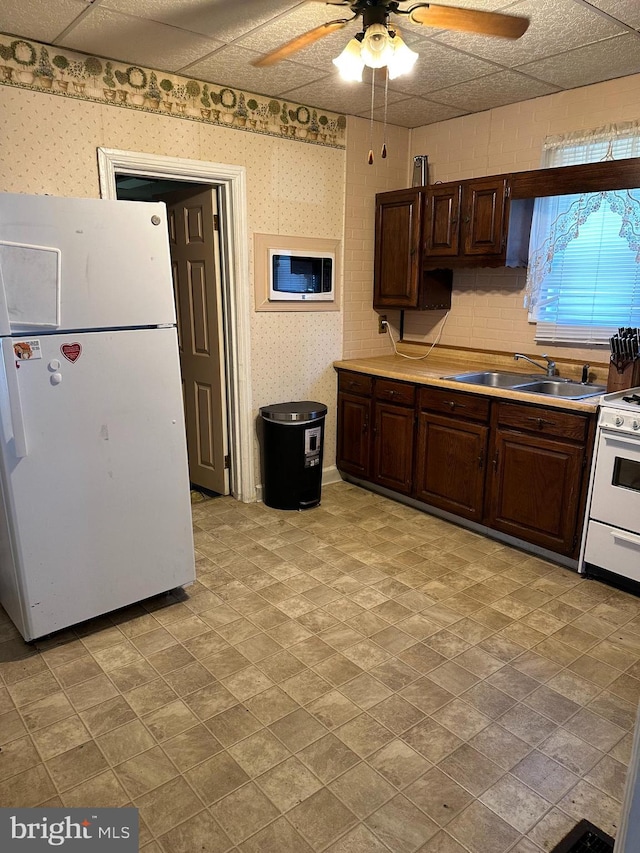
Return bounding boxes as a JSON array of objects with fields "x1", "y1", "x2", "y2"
[{"x1": 0, "y1": 193, "x2": 195, "y2": 641}]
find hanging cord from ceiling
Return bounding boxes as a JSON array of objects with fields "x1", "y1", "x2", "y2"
[
  {"x1": 368, "y1": 67, "x2": 376, "y2": 165},
  {"x1": 381, "y1": 67, "x2": 388, "y2": 159},
  {"x1": 385, "y1": 311, "x2": 451, "y2": 360}
]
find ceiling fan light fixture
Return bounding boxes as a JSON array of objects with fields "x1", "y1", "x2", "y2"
[
  {"x1": 332, "y1": 37, "x2": 365, "y2": 81},
  {"x1": 360, "y1": 22, "x2": 395, "y2": 68},
  {"x1": 387, "y1": 34, "x2": 419, "y2": 79}
]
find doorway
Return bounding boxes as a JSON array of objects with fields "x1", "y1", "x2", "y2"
[
  {"x1": 116, "y1": 177, "x2": 229, "y2": 495},
  {"x1": 98, "y1": 148, "x2": 255, "y2": 503}
]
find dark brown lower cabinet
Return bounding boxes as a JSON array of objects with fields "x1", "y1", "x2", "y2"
[
  {"x1": 484, "y1": 428, "x2": 584, "y2": 555},
  {"x1": 484, "y1": 401, "x2": 591, "y2": 557},
  {"x1": 336, "y1": 370, "x2": 595, "y2": 559},
  {"x1": 414, "y1": 412, "x2": 488, "y2": 520},
  {"x1": 336, "y1": 390, "x2": 371, "y2": 479},
  {"x1": 372, "y1": 401, "x2": 415, "y2": 495}
]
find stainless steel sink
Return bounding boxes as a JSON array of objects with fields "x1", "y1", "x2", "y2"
[
  {"x1": 515, "y1": 379, "x2": 606, "y2": 399},
  {"x1": 443, "y1": 371, "x2": 606, "y2": 400},
  {"x1": 442, "y1": 371, "x2": 538, "y2": 388}
]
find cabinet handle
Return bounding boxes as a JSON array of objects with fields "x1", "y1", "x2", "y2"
[
  {"x1": 463, "y1": 215, "x2": 471, "y2": 224},
  {"x1": 388, "y1": 390, "x2": 396, "y2": 397},
  {"x1": 446, "y1": 400, "x2": 466, "y2": 410},
  {"x1": 363, "y1": 420, "x2": 368, "y2": 434},
  {"x1": 525, "y1": 416, "x2": 554, "y2": 429},
  {"x1": 493, "y1": 450, "x2": 499, "y2": 471},
  {"x1": 478, "y1": 453, "x2": 484, "y2": 469}
]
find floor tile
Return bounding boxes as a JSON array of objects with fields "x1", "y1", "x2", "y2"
[
  {"x1": 185, "y1": 751, "x2": 249, "y2": 804},
  {"x1": 257, "y1": 755, "x2": 322, "y2": 811},
  {"x1": 366, "y1": 794, "x2": 439, "y2": 853},
  {"x1": 404, "y1": 767, "x2": 473, "y2": 826},
  {"x1": 479, "y1": 773, "x2": 550, "y2": 832},
  {"x1": 329, "y1": 762, "x2": 395, "y2": 818},
  {"x1": 269, "y1": 708, "x2": 327, "y2": 752},
  {"x1": 438, "y1": 744, "x2": 504, "y2": 796},
  {"x1": 135, "y1": 776, "x2": 202, "y2": 836},
  {"x1": 298, "y1": 733, "x2": 360, "y2": 783},
  {"x1": 211, "y1": 781, "x2": 280, "y2": 843},
  {"x1": 288, "y1": 787, "x2": 358, "y2": 850},
  {"x1": 159, "y1": 809, "x2": 232, "y2": 853},
  {"x1": 229, "y1": 728, "x2": 290, "y2": 776},
  {"x1": 447, "y1": 801, "x2": 520, "y2": 853},
  {"x1": 335, "y1": 714, "x2": 394, "y2": 758},
  {"x1": 238, "y1": 815, "x2": 313, "y2": 853}
]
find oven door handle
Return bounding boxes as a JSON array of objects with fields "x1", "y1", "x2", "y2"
[{"x1": 611, "y1": 529, "x2": 640, "y2": 548}]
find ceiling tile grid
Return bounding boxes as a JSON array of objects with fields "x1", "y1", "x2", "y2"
[{"x1": 0, "y1": 0, "x2": 639, "y2": 127}]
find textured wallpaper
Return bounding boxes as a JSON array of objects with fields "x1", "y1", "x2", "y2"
[{"x1": 0, "y1": 83, "x2": 346, "y2": 492}]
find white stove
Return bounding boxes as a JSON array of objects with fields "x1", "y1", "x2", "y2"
[{"x1": 580, "y1": 386, "x2": 640, "y2": 585}]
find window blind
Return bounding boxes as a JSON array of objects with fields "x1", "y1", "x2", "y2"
[{"x1": 527, "y1": 125, "x2": 640, "y2": 344}]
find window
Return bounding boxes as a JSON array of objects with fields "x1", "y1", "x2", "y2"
[{"x1": 524, "y1": 124, "x2": 640, "y2": 343}]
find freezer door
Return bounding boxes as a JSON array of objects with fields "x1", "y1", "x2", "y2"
[
  {"x1": 0, "y1": 194, "x2": 175, "y2": 333},
  {"x1": 0, "y1": 328, "x2": 194, "y2": 640}
]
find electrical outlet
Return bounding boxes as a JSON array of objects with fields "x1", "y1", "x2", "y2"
[{"x1": 378, "y1": 314, "x2": 388, "y2": 334}]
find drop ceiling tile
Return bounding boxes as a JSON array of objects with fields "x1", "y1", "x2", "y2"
[
  {"x1": 185, "y1": 44, "x2": 324, "y2": 95},
  {"x1": 362, "y1": 97, "x2": 467, "y2": 128},
  {"x1": 584, "y1": 0, "x2": 640, "y2": 29},
  {"x1": 58, "y1": 6, "x2": 224, "y2": 72},
  {"x1": 428, "y1": 69, "x2": 559, "y2": 112},
  {"x1": 239, "y1": 3, "x2": 359, "y2": 54},
  {"x1": 101, "y1": 0, "x2": 301, "y2": 42},
  {"x1": 0, "y1": 0, "x2": 87, "y2": 44},
  {"x1": 432, "y1": 0, "x2": 626, "y2": 67},
  {"x1": 516, "y1": 32, "x2": 640, "y2": 88},
  {"x1": 281, "y1": 77, "x2": 407, "y2": 116},
  {"x1": 384, "y1": 41, "x2": 504, "y2": 98}
]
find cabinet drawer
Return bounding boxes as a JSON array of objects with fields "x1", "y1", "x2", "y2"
[
  {"x1": 338, "y1": 371, "x2": 373, "y2": 396},
  {"x1": 495, "y1": 402, "x2": 588, "y2": 442},
  {"x1": 419, "y1": 387, "x2": 490, "y2": 422},
  {"x1": 375, "y1": 379, "x2": 416, "y2": 406}
]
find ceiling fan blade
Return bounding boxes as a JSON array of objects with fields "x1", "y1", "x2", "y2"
[
  {"x1": 409, "y1": 4, "x2": 529, "y2": 39},
  {"x1": 252, "y1": 19, "x2": 350, "y2": 67}
]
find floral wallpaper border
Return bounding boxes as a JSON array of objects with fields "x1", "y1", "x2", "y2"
[{"x1": 0, "y1": 34, "x2": 347, "y2": 148}]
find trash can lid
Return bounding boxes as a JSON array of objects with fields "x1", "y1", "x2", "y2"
[{"x1": 260, "y1": 401, "x2": 328, "y2": 422}]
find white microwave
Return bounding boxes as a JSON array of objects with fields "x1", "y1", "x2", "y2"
[{"x1": 268, "y1": 249, "x2": 335, "y2": 301}]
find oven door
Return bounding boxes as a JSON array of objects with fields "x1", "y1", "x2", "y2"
[{"x1": 590, "y1": 427, "x2": 640, "y2": 532}]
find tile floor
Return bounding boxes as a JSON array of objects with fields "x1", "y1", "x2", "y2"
[{"x1": 1, "y1": 481, "x2": 639, "y2": 852}]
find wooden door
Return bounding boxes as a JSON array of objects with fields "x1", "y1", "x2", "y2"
[
  {"x1": 337, "y1": 392, "x2": 372, "y2": 479},
  {"x1": 165, "y1": 188, "x2": 229, "y2": 494},
  {"x1": 372, "y1": 402, "x2": 415, "y2": 495},
  {"x1": 374, "y1": 189, "x2": 422, "y2": 309},
  {"x1": 461, "y1": 177, "x2": 507, "y2": 256},
  {"x1": 485, "y1": 428, "x2": 583, "y2": 555},
  {"x1": 423, "y1": 185, "x2": 461, "y2": 257},
  {"x1": 414, "y1": 412, "x2": 488, "y2": 520}
]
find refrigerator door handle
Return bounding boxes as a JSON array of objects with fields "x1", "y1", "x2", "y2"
[
  {"x1": 1, "y1": 340, "x2": 27, "y2": 457},
  {"x1": 0, "y1": 257, "x2": 12, "y2": 336}
]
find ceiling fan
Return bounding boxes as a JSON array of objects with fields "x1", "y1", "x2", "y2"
[{"x1": 252, "y1": 1, "x2": 530, "y2": 69}]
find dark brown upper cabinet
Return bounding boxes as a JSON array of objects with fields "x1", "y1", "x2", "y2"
[
  {"x1": 374, "y1": 188, "x2": 452, "y2": 311},
  {"x1": 422, "y1": 177, "x2": 508, "y2": 268},
  {"x1": 375, "y1": 156, "x2": 640, "y2": 291}
]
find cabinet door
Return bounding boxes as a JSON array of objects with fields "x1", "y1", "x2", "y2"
[
  {"x1": 461, "y1": 177, "x2": 507, "y2": 256},
  {"x1": 414, "y1": 412, "x2": 488, "y2": 520},
  {"x1": 423, "y1": 185, "x2": 461, "y2": 257},
  {"x1": 372, "y1": 402, "x2": 415, "y2": 495},
  {"x1": 337, "y1": 392, "x2": 372, "y2": 479},
  {"x1": 485, "y1": 428, "x2": 584, "y2": 555},
  {"x1": 374, "y1": 189, "x2": 422, "y2": 308}
]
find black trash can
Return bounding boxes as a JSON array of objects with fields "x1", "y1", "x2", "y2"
[{"x1": 259, "y1": 401, "x2": 328, "y2": 510}]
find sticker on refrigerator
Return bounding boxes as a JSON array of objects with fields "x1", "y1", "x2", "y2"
[
  {"x1": 61, "y1": 343, "x2": 82, "y2": 363},
  {"x1": 13, "y1": 340, "x2": 42, "y2": 360}
]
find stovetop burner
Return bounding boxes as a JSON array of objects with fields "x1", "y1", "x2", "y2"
[{"x1": 602, "y1": 386, "x2": 640, "y2": 411}]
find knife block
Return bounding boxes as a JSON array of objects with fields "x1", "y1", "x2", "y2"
[{"x1": 607, "y1": 358, "x2": 640, "y2": 392}]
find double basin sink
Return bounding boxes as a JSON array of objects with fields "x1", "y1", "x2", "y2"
[{"x1": 443, "y1": 371, "x2": 606, "y2": 400}]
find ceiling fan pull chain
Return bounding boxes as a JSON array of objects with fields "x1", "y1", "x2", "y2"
[
  {"x1": 381, "y1": 66, "x2": 388, "y2": 159},
  {"x1": 368, "y1": 66, "x2": 376, "y2": 165}
]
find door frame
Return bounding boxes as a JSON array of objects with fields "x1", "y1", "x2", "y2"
[{"x1": 97, "y1": 147, "x2": 255, "y2": 502}]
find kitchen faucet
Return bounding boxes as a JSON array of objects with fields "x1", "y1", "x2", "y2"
[{"x1": 514, "y1": 353, "x2": 557, "y2": 377}]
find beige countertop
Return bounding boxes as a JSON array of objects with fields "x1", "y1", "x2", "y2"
[{"x1": 333, "y1": 349, "x2": 606, "y2": 414}]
